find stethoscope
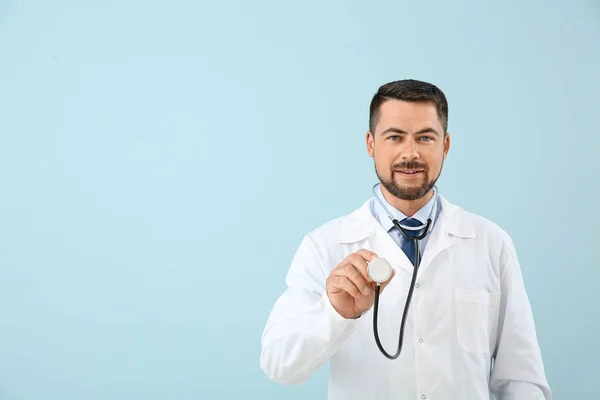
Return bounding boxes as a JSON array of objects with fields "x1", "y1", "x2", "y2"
[{"x1": 366, "y1": 183, "x2": 438, "y2": 360}]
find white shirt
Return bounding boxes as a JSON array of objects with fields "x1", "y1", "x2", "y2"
[{"x1": 260, "y1": 195, "x2": 552, "y2": 399}]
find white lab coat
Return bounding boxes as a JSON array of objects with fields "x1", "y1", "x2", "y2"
[{"x1": 260, "y1": 195, "x2": 552, "y2": 400}]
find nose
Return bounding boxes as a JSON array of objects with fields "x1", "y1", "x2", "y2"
[{"x1": 401, "y1": 136, "x2": 419, "y2": 160}]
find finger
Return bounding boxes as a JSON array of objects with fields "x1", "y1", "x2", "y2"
[
  {"x1": 354, "y1": 250, "x2": 380, "y2": 283},
  {"x1": 355, "y1": 249, "x2": 378, "y2": 263},
  {"x1": 345, "y1": 253, "x2": 372, "y2": 284},
  {"x1": 333, "y1": 263, "x2": 372, "y2": 296},
  {"x1": 330, "y1": 276, "x2": 363, "y2": 299}
]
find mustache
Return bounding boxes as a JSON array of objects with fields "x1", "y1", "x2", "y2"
[{"x1": 392, "y1": 161, "x2": 428, "y2": 171}]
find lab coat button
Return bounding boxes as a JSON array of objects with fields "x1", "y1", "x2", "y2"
[
  {"x1": 415, "y1": 283, "x2": 420, "y2": 288},
  {"x1": 419, "y1": 338, "x2": 424, "y2": 343},
  {"x1": 422, "y1": 395, "x2": 426, "y2": 399}
]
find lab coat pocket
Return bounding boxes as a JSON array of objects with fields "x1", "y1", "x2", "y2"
[{"x1": 454, "y1": 289, "x2": 500, "y2": 354}]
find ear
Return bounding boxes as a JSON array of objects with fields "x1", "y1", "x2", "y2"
[
  {"x1": 443, "y1": 132, "x2": 451, "y2": 159},
  {"x1": 366, "y1": 131, "x2": 375, "y2": 158}
]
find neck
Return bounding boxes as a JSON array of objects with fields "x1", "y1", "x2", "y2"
[{"x1": 380, "y1": 186, "x2": 435, "y2": 217}]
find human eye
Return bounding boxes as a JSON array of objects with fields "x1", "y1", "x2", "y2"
[
  {"x1": 420, "y1": 136, "x2": 434, "y2": 142},
  {"x1": 388, "y1": 135, "x2": 400, "y2": 141}
]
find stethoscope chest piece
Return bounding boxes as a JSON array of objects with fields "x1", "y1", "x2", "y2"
[{"x1": 367, "y1": 258, "x2": 393, "y2": 284}]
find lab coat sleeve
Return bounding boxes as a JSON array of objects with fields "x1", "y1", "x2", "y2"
[
  {"x1": 260, "y1": 234, "x2": 364, "y2": 384},
  {"x1": 489, "y1": 234, "x2": 552, "y2": 399}
]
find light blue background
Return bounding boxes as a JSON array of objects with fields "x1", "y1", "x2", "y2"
[{"x1": 1, "y1": 1, "x2": 598, "y2": 399}]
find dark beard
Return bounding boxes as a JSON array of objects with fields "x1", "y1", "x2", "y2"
[{"x1": 375, "y1": 160, "x2": 442, "y2": 201}]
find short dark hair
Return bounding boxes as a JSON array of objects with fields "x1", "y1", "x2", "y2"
[{"x1": 369, "y1": 79, "x2": 449, "y2": 135}]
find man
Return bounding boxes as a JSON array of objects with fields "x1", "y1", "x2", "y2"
[{"x1": 260, "y1": 79, "x2": 552, "y2": 399}]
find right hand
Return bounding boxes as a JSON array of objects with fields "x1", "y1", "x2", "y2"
[{"x1": 326, "y1": 249, "x2": 396, "y2": 319}]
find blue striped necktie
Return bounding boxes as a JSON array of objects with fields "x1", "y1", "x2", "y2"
[{"x1": 399, "y1": 218, "x2": 426, "y2": 266}]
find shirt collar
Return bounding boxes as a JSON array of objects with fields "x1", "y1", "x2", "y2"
[{"x1": 371, "y1": 184, "x2": 438, "y2": 232}]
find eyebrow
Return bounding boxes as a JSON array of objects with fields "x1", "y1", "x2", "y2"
[{"x1": 380, "y1": 127, "x2": 441, "y2": 137}]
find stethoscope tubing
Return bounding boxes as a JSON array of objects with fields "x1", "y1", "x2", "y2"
[{"x1": 370, "y1": 183, "x2": 437, "y2": 360}]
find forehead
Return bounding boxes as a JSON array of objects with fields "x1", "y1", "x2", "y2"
[{"x1": 375, "y1": 99, "x2": 442, "y2": 132}]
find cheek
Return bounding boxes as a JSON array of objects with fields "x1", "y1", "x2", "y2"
[
  {"x1": 374, "y1": 155, "x2": 392, "y2": 174},
  {"x1": 425, "y1": 156, "x2": 443, "y2": 172},
  {"x1": 375, "y1": 146, "x2": 396, "y2": 162}
]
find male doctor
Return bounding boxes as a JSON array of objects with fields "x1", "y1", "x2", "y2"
[{"x1": 260, "y1": 79, "x2": 551, "y2": 399}]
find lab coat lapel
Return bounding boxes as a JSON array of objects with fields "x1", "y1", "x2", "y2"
[
  {"x1": 418, "y1": 196, "x2": 476, "y2": 276},
  {"x1": 368, "y1": 220, "x2": 414, "y2": 274},
  {"x1": 417, "y1": 207, "x2": 452, "y2": 276},
  {"x1": 338, "y1": 196, "x2": 475, "y2": 277}
]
